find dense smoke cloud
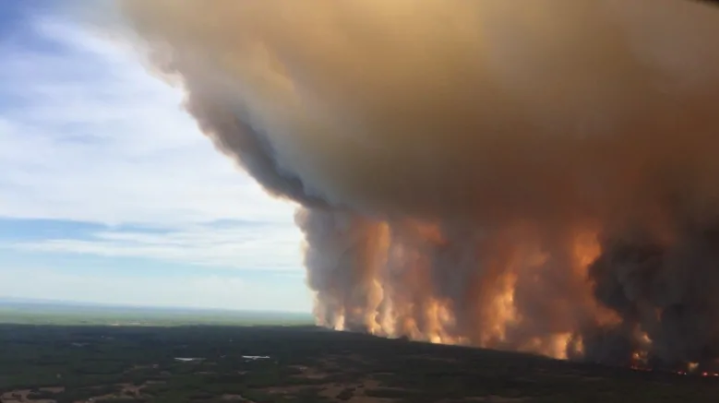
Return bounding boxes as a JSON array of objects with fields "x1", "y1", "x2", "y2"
[{"x1": 118, "y1": 0, "x2": 719, "y2": 368}]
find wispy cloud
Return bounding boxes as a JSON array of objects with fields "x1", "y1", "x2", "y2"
[
  {"x1": 0, "y1": 8, "x2": 305, "y2": 283},
  {"x1": 0, "y1": 14, "x2": 297, "y2": 227},
  {"x1": 10, "y1": 221, "x2": 304, "y2": 271}
]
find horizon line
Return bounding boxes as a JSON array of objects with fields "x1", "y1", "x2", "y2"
[{"x1": 0, "y1": 295, "x2": 313, "y2": 315}]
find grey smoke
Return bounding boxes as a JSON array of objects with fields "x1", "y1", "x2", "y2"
[{"x1": 117, "y1": 0, "x2": 719, "y2": 367}]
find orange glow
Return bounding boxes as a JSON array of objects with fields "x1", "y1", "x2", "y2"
[
  {"x1": 313, "y1": 220, "x2": 674, "y2": 368},
  {"x1": 572, "y1": 230, "x2": 601, "y2": 269}
]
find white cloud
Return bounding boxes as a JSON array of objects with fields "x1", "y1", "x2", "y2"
[
  {"x1": 0, "y1": 267, "x2": 313, "y2": 312},
  {"x1": 0, "y1": 14, "x2": 309, "y2": 277},
  {"x1": 11, "y1": 223, "x2": 305, "y2": 271},
  {"x1": 0, "y1": 16, "x2": 297, "y2": 227}
]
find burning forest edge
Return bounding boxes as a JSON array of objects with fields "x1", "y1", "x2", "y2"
[{"x1": 113, "y1": 0, "x2": 719, "y2": 375}]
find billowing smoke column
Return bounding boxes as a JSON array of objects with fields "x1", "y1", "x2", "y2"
[{"x1": 119, "y1": 0, "x2": 719, "y2": 368}]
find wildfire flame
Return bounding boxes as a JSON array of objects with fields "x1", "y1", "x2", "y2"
[
  {"x1": 324, "y1": 224, "x2": 611, "y2": 359},
  {"x1": 318, "y1": 221, "x2": 719, "y2": 377}
]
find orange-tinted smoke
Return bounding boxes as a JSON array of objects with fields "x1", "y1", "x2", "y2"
[{"x1": 118, "y1": 0, "x2": 719, "y2": 364}]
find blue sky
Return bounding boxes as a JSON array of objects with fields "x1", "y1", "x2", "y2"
[{"x1": 0, "y1": 1, "x2": 312, "y2": 312}]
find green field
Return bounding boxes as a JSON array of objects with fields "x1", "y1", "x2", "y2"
[{"x1": 1, "y1": 302, "x2": 718, "y2": 403}]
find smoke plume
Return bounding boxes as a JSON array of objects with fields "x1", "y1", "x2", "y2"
[{"x1": 118, "y1": 0, "x2": 719, "y2": 368}]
